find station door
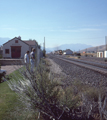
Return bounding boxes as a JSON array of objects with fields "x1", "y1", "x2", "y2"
[{"x1": 11, "y1": 46, "x2": 21, "y2": 58}]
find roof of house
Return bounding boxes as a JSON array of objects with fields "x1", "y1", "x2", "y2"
[
  {"x1": 3, "y1": 37, "x2": 38, "y2": 47},
  {"x1": 24, "y1": 40, "x2": 37, "y2": 46},
  {"x1": 66, "y1": 49, "x2": 73, "y2": 52},
  {"x1": 3, "y1": 37, "x2": 29, "y2": 46}
]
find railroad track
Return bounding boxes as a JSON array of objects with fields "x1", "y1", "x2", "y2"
[{"x1": 49, "y1": 55, "x2": 107, "y2": 76}]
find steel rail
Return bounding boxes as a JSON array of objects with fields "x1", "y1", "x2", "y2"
[
  {"x1": 50, "y1": 55, "x2": 107, "y2": 76},
  {"x1": 59, "y1": 55, "x2": 107, "y2": 69}
]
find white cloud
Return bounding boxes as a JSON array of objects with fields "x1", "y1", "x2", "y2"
[{"x1": 50, "y1": 28, "x2": 102, "y2": 32}]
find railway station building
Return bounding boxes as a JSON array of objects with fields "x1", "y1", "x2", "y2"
[{"x1": 3, "y1": 36, "x2": 38, "y2": 59}]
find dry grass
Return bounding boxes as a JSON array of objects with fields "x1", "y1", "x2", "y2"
[{"x1": 81, "y1": 53, "x2": 97, "y2": 57}]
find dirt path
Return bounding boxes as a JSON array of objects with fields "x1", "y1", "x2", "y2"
[
  {"x1": 1, "y1": 65, "x2": 23, "y2": 75},
  {"x1": 46, "y1": 58, "x2": 68, "y2": 85},
  {"x1": 47, "y1": 58, "x2": 63, "y2": 74}
]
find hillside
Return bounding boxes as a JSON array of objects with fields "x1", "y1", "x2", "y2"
[{"x1": 80, "y1": 44, "x2": 106, "y2": 53}]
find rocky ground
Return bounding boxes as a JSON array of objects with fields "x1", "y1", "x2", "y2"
[
  {"x1": 80, "y1": 56, "x2": 107, "y2": 64},
  {"x1": 48, "y1": 56, "x2": 107, "y2": 90}
]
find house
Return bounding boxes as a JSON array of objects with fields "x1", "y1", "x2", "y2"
[
  {"x1": 24, "y1": 40, "x2": 38, "y2": 51},
  {"x1": 0, "y1": 46, "x2": 3, "y2": 57},
  {"x1": 97, "y1": 51, "x2": 107, "y2": 58},
  {"x1": 104, "y1": 51, "x2": 107, "y2": 58},
  {"x1": 3, "y1": 36, "x2": 38, "y2": 59},
  {"x1": 97, "y1": 51, "x2": 103, "y2": 58},
  {"x1": 63, "y1": 49, "x2": 73, "y2": 55}
]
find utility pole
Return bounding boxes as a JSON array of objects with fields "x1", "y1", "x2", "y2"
[
  {"x1": 105, "y1": 36, "x2": 107, "y2": 51},
  {"x1": 44, "y1": 37, "x2": 45, "y2": 52},
  {"x1": 96, "y1": 46, "x2": 98, "y2": 53},
  {"x1": 43, "y1": 37, "x2": 46, "y2": 57}
]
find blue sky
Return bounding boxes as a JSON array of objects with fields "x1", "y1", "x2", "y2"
[{"x1": 0, "y1": 0, "x2": 107, "y2": 48}]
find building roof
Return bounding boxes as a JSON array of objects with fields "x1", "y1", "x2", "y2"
[
  {"x1": 24, "y1": 40, "x2": 37, "y2": 46},
  {"x1": 65, "y1": 49, "x2": 73, "y2": 52},
  {"x1": 3, "y1": 37, "x2": 29, "y2": 46},
  {"x1": 3, "y1": 37, "x2": 38, "y2": 47}
]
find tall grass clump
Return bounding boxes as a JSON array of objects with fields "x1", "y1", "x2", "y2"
[{"x1": 7, "y1": 61, "x2": 66, "y2": 120}]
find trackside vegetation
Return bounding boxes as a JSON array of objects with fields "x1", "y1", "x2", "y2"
[{"x1": 0, "y1": 59, "x2": 107, "y2": 120}]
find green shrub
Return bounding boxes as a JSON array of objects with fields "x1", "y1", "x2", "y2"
[
  {"x1": 60, "y1": 86, "x2": 81, "y2": 109},
  {"x1": 7, "y1": 63, "x2": 64, "y2": 120},
  {"x1": 0, "y1": 73, "x2": 3, "y2": 83},
  {"x1": 0, "y1": 54, "x2": 2, "y2": 59}
]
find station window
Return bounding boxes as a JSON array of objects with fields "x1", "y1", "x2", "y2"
[
  {"x1": 15, "y1": 40, "x2": 18, "y2": 43},
  {"x1": 5, "y1": 49, "x2": 9, "y2": 54}
]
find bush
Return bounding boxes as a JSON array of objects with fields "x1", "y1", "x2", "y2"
[
  {"x1": 0, "y1": 54, "x2": 2, "y2": 59},
  {"x1": 7, "y1": 63, "x2": 66, "y2": 120},
  {"x1": 0, "y1": 73, "x2": 5, "y2": 83},
  {"x1": 0, "y1": 73, "x2": 3, "y2": 83},
  {"x1": 74, "y1": 53, "x2": 81, "y2": 56}
]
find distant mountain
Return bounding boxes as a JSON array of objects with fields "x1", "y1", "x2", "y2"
[{"x1": 46, "y1": 43, "x2": 93, "y2": 53}]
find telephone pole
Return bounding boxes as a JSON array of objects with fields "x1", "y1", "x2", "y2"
[
  {"x1": 105, "y1": 36, "x2": 107, "y2": 51},
  {"x1": 43, "y1": 37, "x2": 46, "y2": 57},
  {"x1": 44, "y1": 37, "x2": 45, "y2": 52},
  {"x1": 96, "y1": 46, "x2": 98, "y2": 53}
]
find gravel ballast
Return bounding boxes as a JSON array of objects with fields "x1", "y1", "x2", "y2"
[{"x1": 48, "y1": 56, "x2": 107, "y2": 89}]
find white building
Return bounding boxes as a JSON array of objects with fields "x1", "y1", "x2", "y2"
[
  {"x1": 63, "y1": 49, "x2": 73, "y2": 55},
  {"x1": 97, "y1": 51, "x2": 107, "y2": 58},
  {"x1": 3, "y1": 37, "x2": 38, "y2": 58},
  {"x1": 104, "y1": 51, "x2": 107, "y2": 58},
  {"x1": 97, "y1": 52, "x2": 104, "y2": 58}
]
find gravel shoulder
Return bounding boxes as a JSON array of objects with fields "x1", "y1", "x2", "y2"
[
  {"x1": 46, "y1": 58, "x2": 71, "y2": 86},
  {"x1": 47, "y1": 58, "x2": 63, "y2": 74}
]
